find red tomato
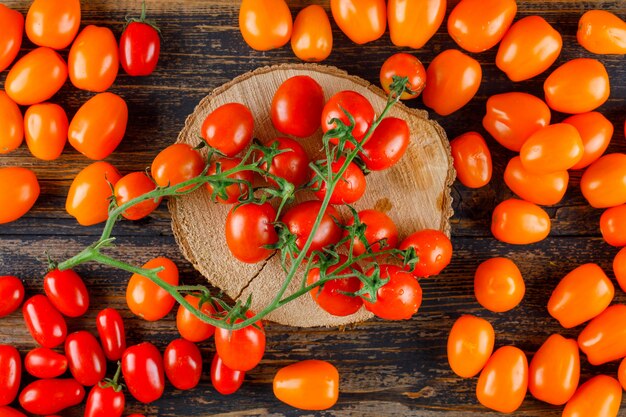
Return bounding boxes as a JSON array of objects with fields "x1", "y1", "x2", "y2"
[
  {"x1": 164, "y1": 339, "x2": 203, "y2": 391},
  {"x1": 563, "y1": 375, "x2": 622, "y2": 417},
  {"x1": 68, "y1": 25, "x2": 118, "y2": 92},
  {"x1": 24, "y1": 347, "x2": 68, "y2": 379},
  {"x1": 151, "y1": 143, "x2": 205, "y2": 191},
  {"x1": 601, "y1": 204, "x2": 626, "y2": 247},
  {"x1": 307, "y1": 255, "x2": 363, "y2": 317},
  {"x1": 345, "y1": 209, "x2": 398, "y2": 256},
  {"x1": 65, "y1": 331, "x2": 107, "y2": 386},
  {"x1": 614, "y1": 247, "x2": 626, "y2": 293},
  {"x1": 19, "y1": 379, "x2": 85, "y2": 415},
  {"x1": 96, "y1": 308, "x2": 126, "y2": 361},
  {"x1": 578, "y1": 304, "x2": 626, "y2": 365},
  {"x1": 272, "y1": 76, "x2": 325, "y2": 138},
  {"x1": 448, "y1": 0, "x2": 517, "y2": 52},
  {"x1": 84, "y1": 380, "x2": 125, "y2": 417},
  {"x1": 330, "y1": 0, "x2": 385, "y2": 45},
  {"x1": 520, "y1": 124, "x2": 584, "y2": 174},
  {"x1": 43, "y1": 269, "x2": 89, "y2": 318},
  {"x1": 447, "y1": 315, "x2": 494, "y2": 378},
  {"x1": 215, "y1": 313, "x2": 265, "y2": 371},
  {"x1": 380, "y1": 53, "x2": 426, "y2": 100},
  {"x1": 450, "y1": 132, "x2": 492, "y2": 188},
  {"x1": 126, "y1": 257, "x2": 179, "y2": 321},
  {"x1": 259, "y1": 137, "x2": 310, "y2": 187},
  {"x1": 239, "y1": 0, "x2": 292, "y2": 51},
  {"x1": 291, "y1": 5, "x2": 332, "y2": 62},
  {"x1": 225, "y1": 202, "x2": 278, "y2": 263},
  {"x1": 23, "y1": 295, "x2": 67, "y2": 348},
  {"x1": 281, "y1": 201, "x2": 342, "y2": 256},
  {"x1": 388, "y1": 0, "x2": 446, "y2": 49},
  {"x1": 68, "y1": 92, "x2": 128, "y2": 160},
  {"x1": 321, "y1": 91, "x2": 375, "y2": 148},
  {"x1": 202, "y1": 103, "x2": 254, "y2": 156},
  {"x1": 359, "y1": 117, "x2": 410, "y2": 171},
  {"x1": 0, "y1": 90, "x2": 23, "y2": 154},
  {"x1": 0, "y1": 345, "x2": 20, "y2": 406},
  {"x1": 121, "y1": 342, "x2": 164, "y2": 404},
  {"x1": 398, "y1": 229, "x2": 452, "y2": 278},
  {"x1": 314, "y1": 158, "x2": 366, "y2": 205},
  {"x1": 66, "y1": 161, "x2": 123, "y2": 226},
  {"x1": 0, "y1": 276, "x2": 24, "y2": 318},
  {"x1": 120, "y1": 7, "x2": 160, "y2": 76},
  {"x1": 362, "y1": 264, "x2": 422, "y2": 320},
  {"x1": 0, "y1": 5, "x2": 23, "y2": 72},
  {"x1": 114, "y1": 172, "x2": 161, "y2": 220},
  {"x1": 504, "y1": 157, "x2": 569, "y2": 206},
  {"x1": 422, "y1": 50, "x2": 482, "y2": 116},
  {"x1": 496, "y1": 16, "x2": 562, "y2": 82},
  {"x1": 544, "y1": 58, "x2": 610, "y2": 114},
  {"x1": 563, "y1": 112, "x2": 614, "y2": 170},
  {"x1": 177, "y1": 294, "x2": 216, "y2": 342},
  {"x1": 0, "y1": 406, "x2": 26, "y2": 417},
  {"x1": 529, "y1": 334, "x2": 580, "y2": 405},
  {"x1": 24, "y1": 103, "x2": 68, "y2": 161},
  {"x1": 273, "y1": 360, "x2": 339, "y2": 411},
  {"x1": 211, "y1": 353, "x2": 245, "y2": 395},
  {"x1": 491, "y1": 199, "x2": 551, "y2": 244},
  {"x1": 577, "y1": 10, "x2": 626, "y2": 55},
  {"x1": 476, "y1": 346, "x2": 528, "y2": 413},
  {"x1": 581, "y1": 153, "x2": 626, "y2": 208},
  {"x1": 25, "y1": 0, "x2": 80, "y2": 49},
  {"x1": 482, "y1": 92, "x2": 551, "y2": 152},
  {"x1": 205, "y1": 157, "x2": 253, "y2": 204},
  {"x1": 474, "y1": 257, "x2": 525, "y2": 313},
  {"x1": 0, "y1": 167, "x2": 39, "y2": 224}
]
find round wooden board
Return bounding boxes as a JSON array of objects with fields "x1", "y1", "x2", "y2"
[{"x1": 170, "y1": 63, "x2": 454, "y2": 327}]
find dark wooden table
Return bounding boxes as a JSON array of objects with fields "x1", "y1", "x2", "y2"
[{"x1": 1, "y1": 1, "x2": 625, "y2": 416}]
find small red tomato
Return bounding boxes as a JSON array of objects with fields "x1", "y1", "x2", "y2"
[
  {"x1": 491, "y1": 199, "x2": 551, "y2": 245},
  {"x1": 578, "y1": 304, "x2": 626, "y2": 365},
  {"x1": 281, "y1": 201, "x2": 342, "y2": 256},
  {"x1": 291, "y1": 5, "x2": 333, "y2": 62},
  {"x1": 25, "y1": 0, "x2": 80, "y2": 49},
  {"x1": 114, "y1": 172, "x2": 161, "y2": 220},
  {"x1": 215, "y1": 313, "x2": 266, "y2": 372},
  {"x1": 563, "y1": 375, "x2": 622, "y2": 417},
  {"x1": 380, "y1": 53, "x2": 426, "y2": 100},
  {"x1": 68, "y1": 25, "x2": 119, "y2": 92},
  {"x1": 448, "y1": 0, "x2": 517, "y2": 52},
  {"x1": 96, "y1": 308, "x2": 126, "y2": 362},
  {"x1": 330, "y1": 0, "x2": 386, "y2": 45},
  {"x1": 259, "y1": 137, "x2": 310, "y2": 188},
  {"x1": 151, "y1": 143, "x2": 205, "y2": 191},
  {"x1": 176, "y1": 294, "x2": 216, "y2": 343},
  {"x1": 0, "y1": 276, "x2": 24, "y2": 318},
  {"x1": 581, "y1": 153, "x2": 626, "y2": 208},
  {"x1": 0, "y1": 167, "x2": 40, "y2": 224},
  {"x1": 120, "y1": 6, "x2": 160, "y2": 76},
  {"x1": 65, "y1": 331, "x2": 107, "y2": 386},
  {"x1": 211, "y1": 353, "x2": 245, "y2": 395},
  {"x1": 225, "y1": 202, "x2": 278, "y2": 263},
  {"x1": 24, "y1": 347, "x2": 68, "y2": 379},
  {"x1": 126, "y1": 257, "x2": 179, "y2": 321},
  {"x1": 122, "y1": 342, "x2": 165, "y2": 404},
  {"x1": 577, "y1": 10, "x2": 626, "y2": 55},
  {"x1": 206, "y1": 157, "x2": 253, "y2": 204},
  {"x1": 388, "y1": 0, "x2": 446, "y2": 49},
  {"x1": 0, "y1": 345, "x2": 20, "y2": 406},
  {"x1": 164, "y1": 339, "x2": 203, "y2": 391},
  {"x1": 476, "y1": 346, "x2": 528, "y2": 413},
  {"x1": 273, "y1": 360, "x2": 339, "y2": 410},
  {"x1": 504, "y1": 157, "x2": 569, "y2": 206},
  {"x1": 43, "y1": 269, "x2": 89, "y2": 318},
  {"x1": 450, "y1": 132, "x2": 492, "y2": 189},
  {"x1": 399, "y1": 229, "x2": 452, "y2": 278},
  {"x1": 202, "y1": 103, "x2": 254, "y2": 157},
  {"x1": 19, "y1": 379, "x2": 85, "y2": 415},
  {"x1": 447, "y1": 315, "x2": 494, "y2": 378},
  {"x1": 314, "y1": 158, "x2": 366, "y2": 205},
  {"x1": 601, "y1": 204, "x2": 626, "y2": 247},
  {"x1": 345, "y1": 209, "x2": 398, "y2": 256},
  {"x1": 24, "y1": 103, "x2": 68, "y2": 161},
  {"x1": 272, "y1": 76, "x2": 325, "y2": 138},
  {"x1": 307, "y1": 255, "x2": 363, "y2": 317},
  {"x1": 520, "y1": 124, "x2": 584, "y2": 174},
  {"x1": 0, "y1": 91, "x2": 24, "y2": 154},
  {"x1": 321, "y1": 90, "x2": 375, "y2": 148},
  {"x1": 563, "y1": 112, "x2": 614, "y2": 170},
  {"x1": 362, "y1": 264, "x2": 422, "y2": 320},
  {"x1": 23, "y1": 295, "x2": 67, "y2": 348},
  {"x1": 474, "y1": 257, "x2": 525, "y2": 313},
  {"x1": 239, "y1": 0, "x2": 292, "y2": 51},
  {"x1": 84, "y1": 367, "x2": 125, "y2": 417},
  {"x1": 0, "y1": 406, "x2": 27, "y2": 417},
  {"x1": 614, "y1": 247, "x2": 626, "y2": 293},
  {"x1": 359, "y1": 117, "x2": 410, "y2": 171},
  {"x1": 0, "y1": 5, "x2": 23, "y2": 72}
]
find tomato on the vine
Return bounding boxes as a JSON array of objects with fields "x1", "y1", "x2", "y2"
[
  {"x1": 225, "y1": 202, "x2": 278, "y2": 263},
  {"x1": 24, "y1": 103, "x2": 68, "y2": 161},
  {"x1": 362, "y1": 264, "x2": 422, "y2": 320},
  {"x1": 151, "y1": 143, "x2": 206, "y2": 191},
  {"x1": 114, "y1": 172, "x2": 161, "y2": 220},
  {"x1": 476, "y1": 346, "x2": 528, "y2": 413},
  {"x1": 164, "y1": 338, "x2": 203, "y2": 391},
  {"x1": 120, "y1": 5, "x2": 161, "y2": 76},
  {"x1": 202, "y1": 103, "x2": 254, "y2": 157},
  {"x1": 122, "y1": 342, "x2": 165, "y2": 404},
  {"x1": 399, "y1": 229, "x2": 452, "y2": 278},
  {"x1": 321, "y1": 90, "x2": 375, "y2": 148},
  {"x1": 474, "y1": 257, "x2": 525, "y2": 313},
  {"x1": 307, "y1": 255, "x2": 363, "y2": 317},
  {"x1": 68, "y1": 25, "x2": 118, "y2": 92},
  {"x1": 314, "y1": 158, "x2": 366, "y2": 205},
  {"x1": 273, "y1": 360, "x2": 339, "y2": 410},
  {"x1": 259, "y1": 137, "x2": 310, "y2": 187},
  {"x1": 580, "y1": 153, "x2": 626, "y2": 208},
  {"x1": 177, "y1": 294, "x2": 216, "y2": 342},
  {"x1": 0, "y1": 275, "x2": 24, "y2": 318},
  {"x1": 23, "y1": 295, "x2": 67, "y2": 348},
  {"x1": 24, "y1": 347, "x2": 68, "y2": 379},
  {"x1": 387, "y1": 0, "x2": 446, "y2": 49},
  {"x1": 345, "y1": 209, "x2": 398, "y2": 256},
  {"x1": 380, "y1": 53, "x2": 426, "y2": 100},
  {"x1": 578, "y1": 304, "x2": 626, "y2": 365},
  {"x1": 450, "y1": 132, "x2": 492, "y2": 189},
  {"x1": 359, "y1": 117, "x2": 410, "y2": 171},
  {"x1": 0, "y1": 91, "x2": 23, "y2": 154},
  {"x1": 25, "y1": 0, "x2": 80, "y2": 49},
  {"x1": 271, "y1": 76, "x2": 325, "y2": 138},
  {"x1": 330, "y1": 0, "x2": 386, "y2": 45},
  {"x1": 282, "y1": 201, "x2": 342, "y2": 256},
  {"x1": 291, "y1": 6, "x2": 332, "y2": 62},
  {"x1": 96, "y1": 308, "x2": 126, "y2": 361},
  {"x1": 239, "y1": 0, "x2": 292, "y2": 51},
  {"x1": 205, "y1": 157, "x2": 253, "y2": 204},
  {"x1": 66, "y1": 162, "x2": 122, "y2": 226},
  {"x1": 448, "y1": 0, "x2": 517, "y2": 52},
  {"x1": 491, "y1": 199, "x2": 551, "y2": 245},
  {"x1": 126, "y1": 257, "x2": 179, "y2": 321},
  {"x1": 447, "y1": 315, "x2": 494, "y2": 378},
  {"x1": 0, "y1": 345, "x2": 20, "y2": 406},
  {"x1": 19, "y1": 379, "x2": 85, "y2": 415},
  {"x1": 215, "y1": 312, "x2": 265, "y2": 371},
  {"x1": 211, "y1": 353, "x2": 245, "y2": 395},
  {"x1": 65, "y1": 331, "x2": 107, "y2": 386},
  {"x1": 563, "y1": 112, "x2": 614, "y2": 170},
  {"x1": 0, "y1": 5, "x2": 23, "y2": 72},
  {"x1": 44, "y1": 268, "x2": 89, "y2": 318},
  {"x1": 577, "y1": 10, "x2": 626, "y2": 55},
  {"x1": 563, "y1": 375, "x2": 622, "y2": 417},
  {"x1": 600, "y1": 204, "x2": 626, "y2": 247},
  {"x1": 504, "y1": 157, "x2": 569, "y2": 206}
]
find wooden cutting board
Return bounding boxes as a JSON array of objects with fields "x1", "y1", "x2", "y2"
[{"x1": 169, "y1": 63, "x2": 454, "y2": 327}]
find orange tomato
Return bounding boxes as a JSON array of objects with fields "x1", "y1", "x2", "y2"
[
  {"x1": 577, "y1": 10, "x2": 626, "y2": 54},
  {"x1": 0, "y1": 167, "x2": 39, "y2": 224},
  {"x1": 24, "y1": 103, "x2": 68, "y2": 161},
  {"x1": 529, "y1": 334, "x2": 580, "y2": 405},
  {"x1": 65, "y1": 161, "x2": 122, "y2": 226},
  {"x1": 291, "y1": 5, "x2": 332, "y2": 62},
  {"x1": 548, "y1": 263, "x2": 614, "y2": 329},
  {"x1": 504, "y1": 157, "x2": 568, "y2": 206},
  {"x1": 600, "y1": 205, "x2": 626, "y2": 247},
  {"x1": 176, "y1": 294, "x2": 216, "y2": 343},
  {"x1": 68, "y1": 25, "x2": 119, "y2": 92},
  {"x1": 544, "y1": 58, "x2": 610, "y2": 114},
  {"x1": 520, "y1": 124, "x2": 584, "y2": 174},
  {"x1": 563, "y1": 375, "x2": 622, "y2": 417},
  {"x1": 496, "y1": 16, "x2": 562, "y2": 82},
  {"x1": 151, "y1": 144, "x2": 205, "y2": 191},
  {"x1": 491, "y1": 199, "x2": 551, "y2": 245},
  {"x1": 331, "y1": 0, "x2": 386, "y2": 45},
  {"x1": 482, "y1": 92, "x2": 551, "y2": 152},
  {"x1": 450, "y1": 132, "x2": 492, "y2": 188},
  {"x1": 447, "y1": 315, "x2": 494, "y2": 378},
  {"x1": 0, "y1": 5, "x2": 23, "y2": 72},
  {"x1": 563, "y1": 112, "x2": 614, "y2": 170},
  {"x1": 5, "y1": 47, "x2": 68, "y2": 106},
  {"x1": 476, "y1": 346, "x2": 528, "y2": 413},
  {"x1": 619, "y1": 357, "x2": 626, "y2": 391},
  {"x1": 388, "y1": 0, "x2": 446, "y2": 49},
  {"x1": 239, "y1": 0, "x2": 292, "y2": 51},
  {"x1": 422, "y1": 49, "x2": 482, "y2": 116},
  {"x1": 581, "y1": 153, "x2": 626, "y2": 208},
  {"x1": 114, "y1": 172, "x2": 161, "y2": 221},
  {"x1": 474, "y1": 257, "x2": 525, "y2": 313},
  {"x1": 614, "y1": 247, "x2": 626, "y2": 293},
  {"x1": 25, "y1": 0, "x2": 80, "y2": 49},
  {"x1": 380, "y1": 53, "x2": 427, "y2": 100},
  {"x1": 0, "y1": 91, "x2": 24, "y2": 154},
  {"x1": 578, "y1": 304, "x2": 626, "y2": 365},
  {"x1": 273, "y1": 360, "x2": 338, "y2": 410},
  {"x1": 126, "y1": 257, "x2": 179, "y2": 322}
]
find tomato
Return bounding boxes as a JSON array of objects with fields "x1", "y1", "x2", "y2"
[
  {"x1": 239, "y1": 0, "x2": 292, "y2": 51},
  {"x1": 19, "y1": 379, "x2": 85, "y2": 415},
  {"x1": 422, "y1": 50, "x2": 482, "y2": 116},
  {"x1": 206, "y1": 158, "x2": 252, "y2": 204},
  {"x1": 215, "y1": 312, "x2": 265, "y2": 371},
  {"x1": 398, "y1": 229, "x2": 452, "y2": 278},
  {"x1": 25, "y1": 0, "x2": 80, "y2": 49},
  {"x1": 359, "y1": 117, "x2": 410, "y2": 171},
  {"x1": 151, "y1": 143, "x2": 205, "y2": 191},
  {"x1": 65, "y1": 331, "x2": 107, "y2": 386},
  {"x1": 84, "y1": 379, "x2": 125, "y2": 417},
  {"x1": 273, "y1": 360, "x2": 339, "y2": 411},
  {"x1": 202, "y1": 103, "x2": 254, "y2": 157},
  {"x1": 380, "y1": 53, "x2": 426, "y2": 100},
  {"x1": 225, "y1": 202, "x2": 278, "y2": 263},
  {"x1": 96, "y1": 308, "x2": 126, "y2": 361},
  {"x1": 177, "y1": 294, "x2": 216, "y2": 342},
  {"x1": 345, "y1": 209, "x2": 398, "y2": 256},
  {"x1": 314, "y1": 158, "x2": 366, "y2": 205},
  {"x1": 0, "y1": 406, "x2": 26, "y2": 417},
  {"x1": 504, "y1": 157, "x2": 568, "y2": 206},
  {"x1": 448, "y1": 0, "x2": 516, "y2": 52},
  {"x1": 0, "y1": 276, "x2": 24, "y2": 318},
  {"x1": 496, "y1": 16, "x2": 562, "y2": 82},
  {"x1": 450, "y1": 132, "x2": 492, "y2": 189},
  {"x1": 620, "y1": 357, "x2": 626, "y2": 390},
  {"x1": 23, "y1": 295, "x2": 67, "y2": 348},
  {"x1": 581, "y1": 153, "x2": 626, "y2": 208},
  {"x1": 259, "y1": 137, "x2": 310, "y2": 187},
  {"x1": 491, "y1": 199, "x2": 551, "y2": 244},
  {"x1": 0, "y1": 5, "x2": 23, "y2": 72},
  {"x1": 68, "y1": 92, "x2": 128, "y2": 160},
  {"x1": 43, "y1": 269, "x2": 89, "y2": 318},
  {"x1": 474, "y1": 257, "x2": 524, "y2": 313},
  {"x1": 520, "y1": 124, "x2": 584, "y2": 174},
  {"x1": 307, "y1": 255, "x2": 363, "y2": 317},
  {"x1": 66, "y1": 161, "x2": 122, "y2": 226},
  {"x1": 482, "y1": 92, "x2": 551, "y2": 152},
  {"x1": 120, "y1": 8, "x2": 160, "y2": 76},
  {"x1": 164, "y1": 339, "x2": 203, "y2": 391},
  {"x1": 601, "y1": 205, "x2": 626, "y2": 247},
  {"x1": 614, "y1": 247, "x2": 626, "y2": 293},
  {"x1": 563, "y1": 375, "x2": 622, "y2": 417},
  {"x1": 577, "y1": 10, "x2": 626, "y2": 54},
  {"x1": 281, "y1": 201, "x2": 342, "y2": 256},
  {"x1": 578, "y1": 304, "x2": 626, "y2": 365},
  {"x1": 0, "y1": 89, "x2": 23, "y2": 154},
  {"x1": 121, "y1": 342, "x2": 164, "y2": 404},
  {"x1": 24, "y1": 347, "x2": 68, "y2": 379},
  {"x1": 114, "y1": 172, "x2": 161, "y2": 220},
  {"x1": 544, "y1": 59, "x2": 610, "y2": 114},
  {"x1": 24, "y1": 103, "x2": 67, "y2": 161},
  {"x1": 0, "y1": 167, "x2": 39, "y2": 224},
  {"x1": 529, "y1": 334, "x2": 580, "y2": 405},
  {"x1": 388, "y1": 0, "x2": 445, "y2": 49},
  {"x1": 68, "y1": 25, "x2": 118, "y2": 92},
  {"x1": 321, "y1": 91, "x2": 375, "y2": 148},
  {"x1": 0, "y1": 345, "x2": 20, "y2": 406},
  {"x1": 291, "y1": 5, "x2": 332, "y2": 62},
  {"x1": 563, "y1": 112, "x2": 614, "y2": 170},
  {"x1": 331, "y1": 0, "x2": 385, "y2": 45},
  {"x1": 126, "y1": 257, "x2": 179, "y2": 321},
  {"x1": 211, "y1": 354, "x2": 245, "y2": 395},
  {"x1": 447, "y1": 315, "x2": 494, "y2": 378},
  {"x1": 272, "y1": 76, "x2": 325, "y2": 138},
  {"x1": 362, "y1": 264, "x2": 422, "y2": 320},
  {"x1": 476, "y1": 346, "x2": 528, "y2": 413}
]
